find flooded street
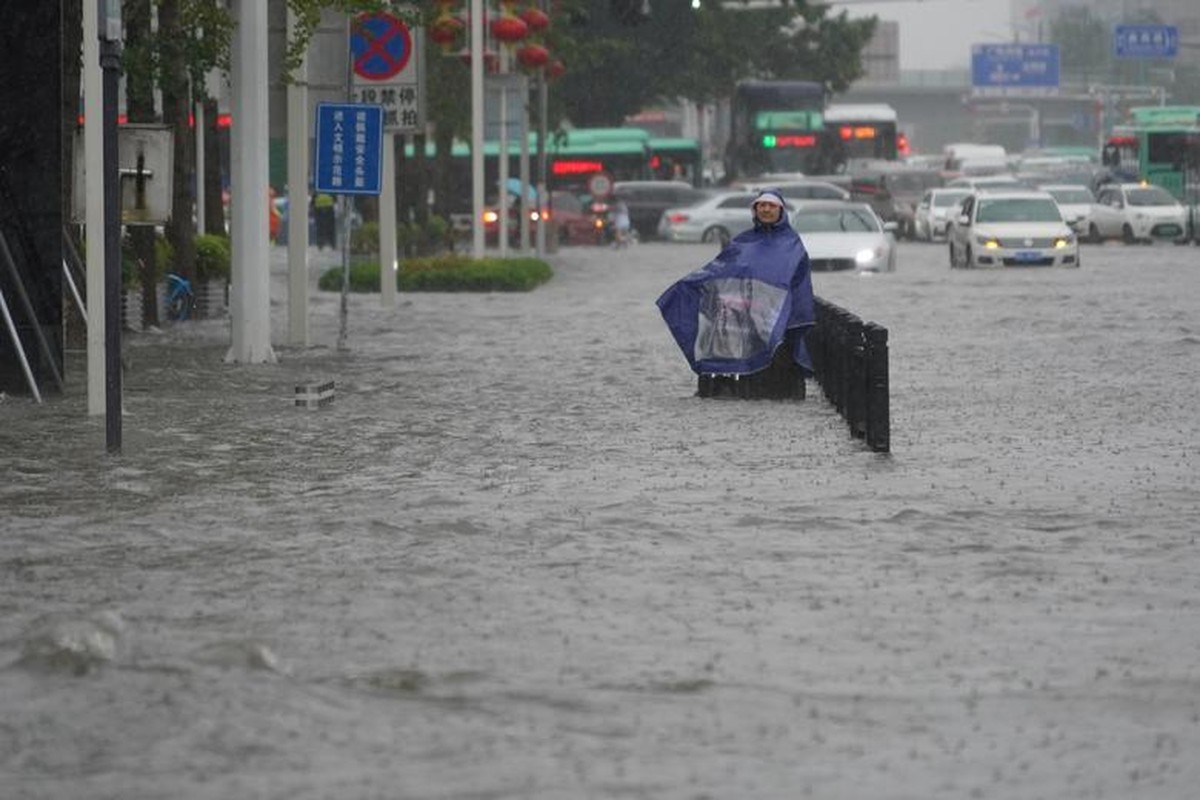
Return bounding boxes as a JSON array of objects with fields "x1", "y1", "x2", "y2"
[{"x1": 3, "y1": 238, "x2": 1200, "y2": 799}]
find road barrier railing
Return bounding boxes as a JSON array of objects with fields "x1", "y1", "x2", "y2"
[{"x1": 807, "y1": 296, "x2": 889, "y2": 453}]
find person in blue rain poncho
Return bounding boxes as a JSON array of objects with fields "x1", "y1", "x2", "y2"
[{"x1": 656, "y1": 188, "x2": 815, "y2": 381}]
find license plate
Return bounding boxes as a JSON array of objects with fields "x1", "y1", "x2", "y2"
[
  {"x1": 1014, "y1": 250, "x2": 1041, "y2": 261},
  {"x1": 1155, "y1": 225, "x2": 1181, "y2": 237}
]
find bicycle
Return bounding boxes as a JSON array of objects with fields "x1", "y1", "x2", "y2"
[{"x1": 164, "y1": 272, "x2": 196, "y2": 322}]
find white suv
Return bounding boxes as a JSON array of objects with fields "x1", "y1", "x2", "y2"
[{"x1": 1088, "y1": 183, "x2": 1188, "y2": 244}]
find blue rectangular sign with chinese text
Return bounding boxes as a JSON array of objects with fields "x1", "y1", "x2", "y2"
[
  {"x1": 314, "y1": 103, "x2": 384, "y2": 196},
  {"x1": 971, "y1": 44, "x2": 1060, "y2": 96},
  {"x1": 1114, "y1": 25, "x2": 1178, "y2": 59}
]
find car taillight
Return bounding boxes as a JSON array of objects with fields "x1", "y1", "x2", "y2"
[
  {"x1": 667, "y1": 213, "x2": 689, "y2": 224},
  {"x1": 539, "y1": 209, "x2": 551, "y2": 222}
]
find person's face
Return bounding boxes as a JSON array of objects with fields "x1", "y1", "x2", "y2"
[{"x1": 755, "y1": 201, "x2": 782, "y2": 223}]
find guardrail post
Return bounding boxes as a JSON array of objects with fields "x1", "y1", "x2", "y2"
[{"x1": 864, "y1": 322, "x2": 890, "y2": 453}]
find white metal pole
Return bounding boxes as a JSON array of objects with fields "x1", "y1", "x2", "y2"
[
  {"x1": 471, "y1": 0, "x2": 485, "y2": 257},
  {"x1": 225, "y1": 0, "x2": 276, "y2": 364},
  {"x1": 380, "y1": 133, "x2": 397, "y2": 307},
  {"x1": 286, "y1": 6, "x2": 311, "y2": 346},
  {"x1": 519, "y1": 78, "x2": 531, "y2": 252},
  {"x1": 84, "y1": 0, "x2": 106, "y2": 415},
  {"x1": 498, "y1": 50, "x2": 509, "y2": 258}
]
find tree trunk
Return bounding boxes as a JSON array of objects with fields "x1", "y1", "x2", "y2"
[
  {"x1": 158, "y1": 0, "x2": 195, "y2": 284},
  {"x1": 203, "y1": 96, "x2": 225, "y2": 237}
]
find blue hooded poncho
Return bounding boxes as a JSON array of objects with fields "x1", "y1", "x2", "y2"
[{"x1": 656, "y1": 190, "x2": 815, "y2": 376}]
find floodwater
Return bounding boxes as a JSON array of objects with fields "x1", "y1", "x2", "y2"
[{"x1": 3, "y1": 238, "x2": 1200, "y2": 799}]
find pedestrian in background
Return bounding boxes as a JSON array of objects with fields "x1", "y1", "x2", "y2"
[{"x1": 313, "y1": 192, "x2": 336, "y2": 249}]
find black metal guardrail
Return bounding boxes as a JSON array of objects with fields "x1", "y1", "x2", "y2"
[
  {"x1": 695, "y1": 295, "x2": 890, "y2": 454},
  {"x1": 807, "y1": 296, "x2": 890, "y2": 453}
]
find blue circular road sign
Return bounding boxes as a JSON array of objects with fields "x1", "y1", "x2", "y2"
[{"x1": 350, "y1": 12, "x2": 412, "y2": 81}]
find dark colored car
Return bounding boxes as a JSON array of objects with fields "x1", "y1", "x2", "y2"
[
  {"x1": 483, "y1": 190, "x2": 602, "y2": 247},
  {"x1": 546, "y1": 190, "x2": 605, "y2": 246},
  {"x1": 849, "y1": 166, "x2": 944, "y2": 239},
  {"x1": 612, "y1": 180, "x2": 711, "y2": 241}
]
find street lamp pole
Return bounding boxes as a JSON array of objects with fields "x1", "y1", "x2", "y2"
[{"x1": 98, "y1": 0, "x2": 123, "y2": 455}]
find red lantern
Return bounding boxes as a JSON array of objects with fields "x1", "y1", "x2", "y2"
[
  {"x1": 519, "y1": 7, "x2": 550, "y2": 32},
  {"x1": 430, "y1": 14, "x2": 465, "y2": 50},
  {"x1": 516, "y1": 43, "x2": 550, "y2": 69},
  {"x1": 490, "y1": 14, "x2": 528, "y2": 44},
  {"x1": 544, "y1": 58, "x2": 565, "y2": 80}
]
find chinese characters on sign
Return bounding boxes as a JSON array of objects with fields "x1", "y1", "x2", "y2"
[
  {"x1": 352, "y1": 85, "x2": 421, "y2": 132},
  {"x1": 971, "y1": 44, "x2": 1061, "y2": 97},
  {"x1": 1114, "y1": 25, "x2": 1179, "y2": 59},
  {"x1": 314, "y1": 103, "x2": 383, "y2": 196}
]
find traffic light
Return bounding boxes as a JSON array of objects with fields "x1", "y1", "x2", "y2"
[{"x1": 611, "y1": 0, "x2": 650, "y2": 25}]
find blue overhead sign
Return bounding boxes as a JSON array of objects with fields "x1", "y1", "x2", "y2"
[
  {"x1": 1114, "y1": 25, "x2": 1178, "y2": 59},
  {"x1": 971, "y1": 44, "x2": 1060, "y2": 96},
  {"x1": 313, "y1": 103, "x2": 384, "y2": 196}
]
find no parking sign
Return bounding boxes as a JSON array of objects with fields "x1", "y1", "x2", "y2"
[{"x1": 349, "y1": 10, "x2": 425, "y2": 133}]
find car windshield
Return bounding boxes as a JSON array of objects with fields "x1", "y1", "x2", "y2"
[
  {"x1": 550, "y1": 192, "x2": 583, "y2": 213},
  {"x1": 1045, "y1": 188, "x2": 1093, "y2": 204},
  {"x1": 1127, "y1": 187, "x2": 1177, "y2": 206},
  {"x1": 885, "y1": 173, "x2": 941, "y2": 194},
  {"x1": 975, "y1": 198, "x2": 1062, "y2": 223},
  {"x1": 793, "y1": 208, "x2": 880, "y2": 233},
  {"x1": 933, "y1": 192, "x2": 969, "y2": 207}
]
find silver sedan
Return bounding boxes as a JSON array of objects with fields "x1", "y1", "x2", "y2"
[{"x1": 791, "y1": 200, "x2": 898, "y2": 272}]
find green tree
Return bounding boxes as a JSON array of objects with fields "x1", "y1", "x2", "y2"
[
  {"x1": 1048, "y1": 6, "x2": 1109, "y2": 86},
  {"x1": 551, "y1": 0, "x2": 877, "y2": 125}
]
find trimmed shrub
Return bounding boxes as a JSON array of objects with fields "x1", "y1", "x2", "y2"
[
  {"x1": 351, "y1": 222, "x2": 379, "y2": 255},
  {"x1": 318, "y1": 254, "x2": 552, "y2": 293},
  {"x1": 195, "y1": 234, "x2": 232, "y2": 282}
]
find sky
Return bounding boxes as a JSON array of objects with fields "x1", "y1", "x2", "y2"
[{"x1": 839, "y1": 0, "x2": 1017, "y2": 71}]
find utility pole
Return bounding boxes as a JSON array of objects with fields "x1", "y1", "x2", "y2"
[{"x1": 98, "y1": 0, "x2": 123, "y2": 454}]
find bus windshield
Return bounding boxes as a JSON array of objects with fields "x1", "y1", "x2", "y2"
[
  {"x1": 823, "y1": 104, "x2": 899, "y2": 163},
  {"x1": 727, "y1": 80, "x2": 828, "y2": 180}
]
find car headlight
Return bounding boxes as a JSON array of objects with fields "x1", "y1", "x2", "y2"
[
  {"x1": 974, "y1": 235, "x2": 1000, "y2": 249},
  {"x1": 855, "y1": 247, "x2": 883, "y2": 265},
  {"x1": 1053, "y1": 236, "x2": 1074, "y2": 249}
]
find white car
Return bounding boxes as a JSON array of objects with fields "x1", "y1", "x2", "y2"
[
  {"x1": 947, "y1": 190, "x2": 1079, "y2": 269},
  {"x1": 658, "y1": 190, "x2": 793, "y2": 245},
  {"x1": 1087, "y1": 183, "x2": 1188, "y2": 244},
  {"x1": 1038, "y1": 184, "x2": 1095, "y2": 237},
  {"x1": 945, "y1": 174, "x2": 1027, "y2": 192},
  {"x1": 733, "y1": 178, "x2": 852, "y2": 202},
  {"x1": 913, "y1": 188, "x2": 971, "y2": 241},
  {"x1": 791, "y1": 200, "x2": 897, "y2": 272}
]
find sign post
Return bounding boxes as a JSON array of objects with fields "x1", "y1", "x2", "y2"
[
  {"x1": 349, "y1": 11, "x2": 424, "y2": 134},
  {"x1": 348, "y1": 10, "x2": 423, "y2": 307},
  {"x1": 314, "y1": 102, "x2": 384, "y2": 350}
]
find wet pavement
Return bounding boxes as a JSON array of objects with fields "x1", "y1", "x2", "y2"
[{"x1": 2, "y1": 239, "x2": 1200, "y2": 799}]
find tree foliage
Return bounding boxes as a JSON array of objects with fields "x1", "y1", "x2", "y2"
[{"x1": 551, "y1": 0, "x2": 877, "y2": 125}]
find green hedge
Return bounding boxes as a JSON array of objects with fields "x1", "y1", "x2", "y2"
[
  {"x1": 318, "y1": 254, "x2": 552, "y2": 293},
  {"x1": 195, "y1": 234, "x2": 232, "y2": 281}
]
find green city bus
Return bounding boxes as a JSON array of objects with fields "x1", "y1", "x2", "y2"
[
  {"x1": 1103, "y1": 106, "x2": 1200, "y2": 199},
  {"x1": 402, "y1": 127, "x2": 654, "y2": 210},
  {"x1": 648, "y1": 137, "x2": 703, "y2": 187}
]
